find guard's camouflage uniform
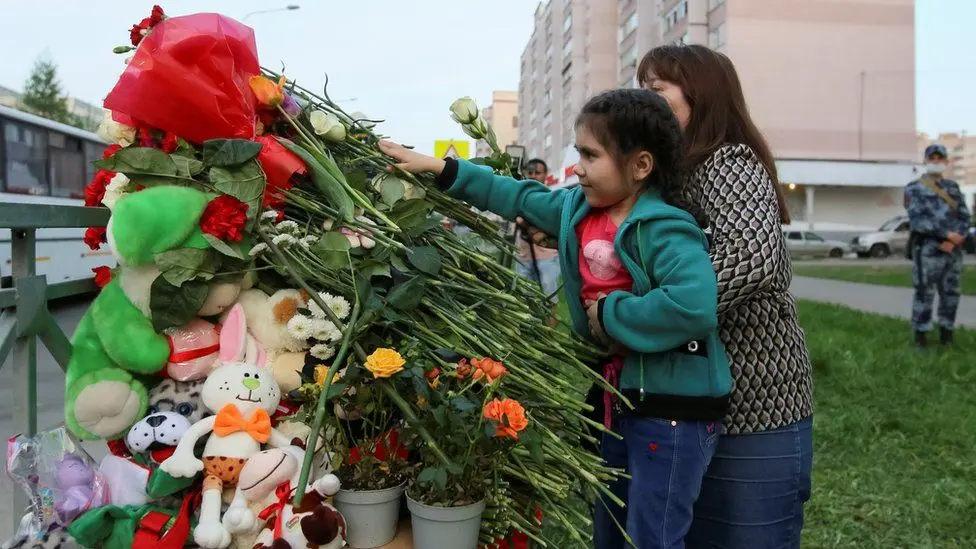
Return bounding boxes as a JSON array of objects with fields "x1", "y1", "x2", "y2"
[{"x1": 905, "y1": 177, "x2": 971, "y2": 331}]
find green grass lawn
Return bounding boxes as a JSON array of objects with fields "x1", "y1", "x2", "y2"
[
  {"x1": 547, "y1": 296, "x2": 976, "y2": 547},
  {"x1": 793, "y1": 264, "x2": 976, "y2": 296},
  {"x1": 798, "y1": 300, "x2": 976, "y2": 548}
]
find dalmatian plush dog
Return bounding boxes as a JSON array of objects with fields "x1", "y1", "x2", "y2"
[{"x1": 126, "y1": 378, "x2": 210, "y2": 462}]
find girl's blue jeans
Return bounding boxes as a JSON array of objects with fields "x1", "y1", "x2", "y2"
[
  {"x1": 594, "y1": 415, "x2": 721, "y2": 549},
  {"x1": 685, "y1": 416, "x2": 814, "y2": 549}
]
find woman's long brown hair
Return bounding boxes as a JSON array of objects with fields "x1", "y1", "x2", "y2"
[{"x1": 638, "y1": 44, "x2": 791, "y2": 224}]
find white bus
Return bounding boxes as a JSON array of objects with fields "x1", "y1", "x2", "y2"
[{"x1": 0, "y1": 104, "x2": 115, "y2": 284}]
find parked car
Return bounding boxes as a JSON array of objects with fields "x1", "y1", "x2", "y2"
[
  {"x1": 784, "y1": 231, "x2": 850, "y2": 259},
  {"x1": 852, "y1": 216, "x2": 975, "y2": 257},
  {"x1": 851, "y1": 216, "x2": 910, "y2": 258}
]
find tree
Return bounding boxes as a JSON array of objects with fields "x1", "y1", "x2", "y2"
[{"x1": 18, "y1": 56, "x2": 78, "y2": 127}]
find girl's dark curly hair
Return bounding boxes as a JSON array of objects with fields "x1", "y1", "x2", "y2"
[{"x1": 575, "y1": 88, "x2": 707, "y2": 227}]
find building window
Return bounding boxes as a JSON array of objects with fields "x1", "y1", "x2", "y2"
[
  {"x1": 545, "y1": 88, "x2": 552, "y2": 103},
  {"x1": 619, "y1": 11, "x2": 638, "y2": 43},
  {"x1": 620, "y1": 43, "x2": 637, "y2": 69},
  {"x1": 531, "y1": 127, "x2": 538, "y2": 140},
  {"x1": 708, "y1": 22, "x2": 726, "y2": 49},
  {"x1": 543, "y1": 111, "x2": 552, "y2": 128},
  {"x1": 563, "y1": 37, "x2": 573, "y2": 59},
  {"x1": 544, "y1": 134, "x2": 552, "y2": 149},
  {"x1": 545, "y1": 41, "x2": 553, "y2": 58},
  {"x1": 679, "y1": 32, "x2": 690, "y2": 45},
  {"x1": 665, "y1": 0, "x2": 688, "y2": 32},
  {"x1": 83, "y1": 141, "x2": 105, "y2": 188},
  {"x1": 3, "y1": 120, "x2": 49, "y2": 195},
  {"x1": 563, "y1": 12, "x2": 572, "y2": 33},
  {"x1": 512, "y1": 115, "x2": 518, "y2": 128},
  {"x1": 49, "y1": 132, "x2": 86, "y2": 199},
  {"x1": 708, "y1": 0, "x2": 725, "y2": 11}
]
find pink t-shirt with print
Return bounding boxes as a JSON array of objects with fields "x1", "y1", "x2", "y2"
[{"x1": 575, "y1": 210, "x2": 633, "y2": 303}]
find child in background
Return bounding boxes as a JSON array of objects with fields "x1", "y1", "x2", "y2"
[{"x1": 379, "y1": 88, "x2": 731, "y2": 549}]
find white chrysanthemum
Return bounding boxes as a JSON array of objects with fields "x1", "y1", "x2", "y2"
[
  {"x1": 324, "y1": 294, "x2": 351, "y2": 320},
  {"x1": 310, "y1": 343, "x2": 336, "y2": 361},
  {"x1": 261, "y1": 210, "x2": 280, "y2": 221},
  {"x1": 286, "y1": 314, "x2": 314, "y2": 340},
  {"x1": 283, "y1": 335, "x2": 310, "y2": 353},
  {"x1": 248, "y1": 243, "x2": 269, "y2": 257},
  {"x1": 275, "y1": 220, "x2": 299, "y2": 233},
  {"x1": 310, "y1": 318, "x2": 339, "y2": 342},
  {"x1": 272, "y1": 234, "x2": 298, "y2": 247},
  {"x1": 302, "y1": 235, "x2": 319, "y2": 245}
]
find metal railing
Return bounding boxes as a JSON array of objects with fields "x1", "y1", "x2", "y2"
[{"x1": 0, "y1": 202, "x2": 109, "y2": 530}]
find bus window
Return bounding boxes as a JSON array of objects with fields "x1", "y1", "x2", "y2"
[
  {"x1": 50, "y1": 132, "x2": 86, "y2": 199},
  {"x1": 83, "y1": 141, "x2": 106, "y2": 185},
  {"x1": 3, "y1": 120, "x2": 49, "y2": 195}
]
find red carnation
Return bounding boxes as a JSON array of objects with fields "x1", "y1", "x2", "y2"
[
  {"x1": 84, "y1": 227, "x2": 107, "y2": 251},
  {"x1": 149, "y1": 5, "x2": 165, "y2": 25},
  {"x1": 92, "y1": 266, "x2": 113, "y2": 288},
  {"x1": 84, "y1": 170, "x2": 114, "y2": 207},
  {"x1": 103, "y1": 144, "x2": 122, "y2": 159},
  {"x1": 200, "y1": 195, "x2": 249, "y2": 242},
  {"x1": 129, "y1": 24, "x2": 144, "y2": 46},
  {"x1": 161, "y1": 132, "x2": 179, "y2": 153},
  {"x1": 137, "y1": 128, "x2": 155, "y2": 148}
]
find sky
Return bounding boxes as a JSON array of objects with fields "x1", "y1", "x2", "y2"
[{"x1": 0, "y1": 0, "x2": 972, "y2": 155}]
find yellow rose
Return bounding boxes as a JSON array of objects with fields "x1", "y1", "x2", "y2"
[{"x1": 365, "y1": 348, "x2": 406, "y2": 379}]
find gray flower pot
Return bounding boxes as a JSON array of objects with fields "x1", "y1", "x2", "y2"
[
  {"x1": 407, "y1": 495, "x2": 486, "y2": 549},
  {"x1": 334, "y1": 483, "x2": 405, "y2": 548}
]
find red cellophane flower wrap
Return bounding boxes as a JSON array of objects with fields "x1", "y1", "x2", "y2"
[{"x1": 104, "y1": 13, "x2": 260, "y2": 144}]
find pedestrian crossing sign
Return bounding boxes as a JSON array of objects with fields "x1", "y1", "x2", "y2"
[{"x1": 434, "y1": 140, "x2": 469, "y2": 160}]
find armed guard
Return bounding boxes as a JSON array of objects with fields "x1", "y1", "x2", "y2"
[{"x1": 905, "y1": 144, "x2": 971, "y2": 348}]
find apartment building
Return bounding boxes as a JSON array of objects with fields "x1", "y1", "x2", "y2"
[
  {"x1": 475, "y1": 91, "x2": 519, "y2": 158},
  {"x1": 520, "y1": 0, "x2": 919, "y2": 232}
]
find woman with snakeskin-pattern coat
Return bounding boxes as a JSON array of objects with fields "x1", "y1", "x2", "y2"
[{"x1": 638, "y1": 44, "x2": 814, "y2": 549}]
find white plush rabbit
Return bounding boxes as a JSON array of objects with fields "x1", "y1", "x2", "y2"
[{"x1": 159, "y1": 303, "x2": 290, "y2": 549}]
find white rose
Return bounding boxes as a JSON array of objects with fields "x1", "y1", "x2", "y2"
[
  {"x1": 309, "y1": 110, "x2": 347, "y2": 142},
  {"x1": 450, "y1": 97, "x2": 479, "y2": 124},
  {"x1": 101, "y1": 173, "x2": 130, "y2": 210},
  {"x1": 97, "y1": 111, "x2": 136, "y2": 147}
]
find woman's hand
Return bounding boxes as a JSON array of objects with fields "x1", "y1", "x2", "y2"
[{"x1": 378, "y1": 140, "x2": 447, "y2": 175}]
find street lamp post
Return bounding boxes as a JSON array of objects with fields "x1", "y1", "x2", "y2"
[{"x1": 243, "y1": 5, "x2": 300, "y2": 22}]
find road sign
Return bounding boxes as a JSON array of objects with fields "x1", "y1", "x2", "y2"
[{"x1": 434, "y1": 140, "x2": 470, "y2": 160}]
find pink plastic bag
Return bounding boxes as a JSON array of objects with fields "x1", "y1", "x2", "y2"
[
  {"x1": 164, "y1": 318, "x2": 221, "y2": 380},
  {"x1": 104, "y1": 13, "x2": 260, "y2": 144}
]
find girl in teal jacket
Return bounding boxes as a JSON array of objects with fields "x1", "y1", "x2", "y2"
[{"x1": 381, "y1": 88, "x2": 731, "y2": 548}]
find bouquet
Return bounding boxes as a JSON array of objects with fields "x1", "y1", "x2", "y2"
[{"x1": 73, "y1": 5, "x2": 628, "y2": 547}]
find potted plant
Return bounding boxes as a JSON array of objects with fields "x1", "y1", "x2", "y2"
[
  {"x1": 403, "y1": 353, "x2": 530, "y2": 549},
  {"x1": 323, "y1": 352, "x2": 415, "y2": 549}
]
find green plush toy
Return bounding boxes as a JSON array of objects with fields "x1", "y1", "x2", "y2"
[{"x1": 65, "y1": 186, "x2": 243, "y2": 440}]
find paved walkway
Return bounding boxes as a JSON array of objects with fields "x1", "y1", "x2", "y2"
[{"x1": 791, "y1": 276, "x2": 976, "y2": 329}]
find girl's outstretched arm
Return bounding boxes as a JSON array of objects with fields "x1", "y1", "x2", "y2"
[{"x1": 380, "y1": 141, "x2": 567, "y2": 236}]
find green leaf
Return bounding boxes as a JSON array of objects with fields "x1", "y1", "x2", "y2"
[
  {"x1": 434, "y1": 468, "x2": 448, "y2": 489},
  {"x1": 93, "y1": 147, "x2": 183, "y2": 180},
  {"x1": 379, "y1": 177, "x2": 404, "y2": 207},
  {"x1": 202, "y1": 139, "x2": 263, "y2": 167},
  {"x1": 387, "y1": 276, "x2": 425, "y2": 311},
  {"x1": 203, "y1": 234, "x2": 245, "y2": 259},
  {"x1": 209, "y1": 161, "x2": 267, "y2": 204},
  {"x1": 407, "y1": 218, "x2": 444, "y2": 238},
  {"x1": 359, "y1": 261, "x2": 392, "y2": 279},
  {"x1": 173, "y1": 156, "x2": 204, "y2": 177},
  {"x1": 154, "y1": 248, "x2": 213, "y2": 287},
  {"x1": 483, "y1": 423, "x2": 498, "y2": 439},
  {"x1": 390, "y1": 254, "x2": 411, "y2": 274},
  {"x1": 389, "y1": 199, "x2": 432, "y2": 230},
  {"x1": 417, "y1": 467, "x2": 438, "y2": 484},
  {"x1": 446, "y1": 463, "x2": 464, "y2": 476},
  {"x1": 312, "y1": 232, "x2": 352, "y2": 270},
  {"x1": 150, "y1": 278, "x2": 209, "y2": 332},
  {"x1": 407, "y1": 246, "x2": 441, "y2": 276},
  {"x1": 345, "y1": 169, "x2": 368, "y2": 194},
  {"x1": 528, "y1": 438, "x2": 545, "y2": 465},
  {"x1": 450, "y1": 396, "x2": 476, "y2": 412}
]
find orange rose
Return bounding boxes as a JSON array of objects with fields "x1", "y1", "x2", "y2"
[
  {"x1": 471, "y1": 357, "x2": 507, "y2": 383},
  {"x1": 249, "y1": 75, "x2": 285, "y2": 108},
  {"x1": 483, "y1": 398, "x2": 528, "y2": 440}
]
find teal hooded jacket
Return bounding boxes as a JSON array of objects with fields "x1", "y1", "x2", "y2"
[{"x1": 438, "y1": 159, "x2": 732, "y2": 420}]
